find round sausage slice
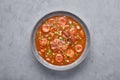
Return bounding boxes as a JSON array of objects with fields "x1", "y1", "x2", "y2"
[
  {"x1": 58, "y1": 17, "x2": 67, "y2": 25},
  {"x1": 42, "y1": 24, "x2": 50, "y2": 33},
  {"x1": 48, "y1": 18, "x2": 55, "y2": 26},
  {"x1": 55, "y1": 54, "x2": 63, "y2": 62},
  {"x1": 75, "y1": 44, "x2": 83, "y2": 53}
]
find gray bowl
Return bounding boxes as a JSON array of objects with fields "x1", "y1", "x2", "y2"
[{"x1": 31, "y1": 11, "x2": 90, "y2": 71}]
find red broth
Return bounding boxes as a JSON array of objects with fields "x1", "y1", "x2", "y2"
[{"x1": 35, "y1": 16, "x2": 86, "y2": 66}]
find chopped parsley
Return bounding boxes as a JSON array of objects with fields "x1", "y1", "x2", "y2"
[
  {"x1": 47, "y1": 49, "x2": 52, "y2": 55},
  {"x1": 54, "y1": 31, "x2": 59, "y2": 35}
]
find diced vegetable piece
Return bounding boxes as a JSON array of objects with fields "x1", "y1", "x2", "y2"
[
  {"x1": 76, "y1": 25, "x2": 80, "y2": 29},
  {"x1": 72, "y1": 44, "x2": 75, "y2": 47},
  {"x1": 38, "y1": 36, "x2": 41, "y2": 40},
  {"x1": 48, "y1": 37, "x2": 51, "y2": 40},
  {"x1": 65, "y1": 60, "x2": 69, "y2": 62},
  {"x1": 46, "y1": 49, "x2": 52, "y2": 55},
  {"x1": 70, "y1": 22, "x2": 75, "y2": 28},
  {"x1": 74, "y1": 41, "x2": 78, "y2": 45},
  {"x1": 66, "y1": 54, "x2": 69, "y2": 58},
  {"x1": 48, "y1": 49, "x2": 52, "y2": 53},
  {"x1": 77, "y1": 34, "x2": 81, "y2": 39},
  {"x1": 65, "y1": 42, "x2": 69, "y2": 46},
  {"x1": 59, "y1": 31, "x2": 62, "y2": 35},
  {"x1": 38, "y1": 33, "x2": 43, "y2": 40},
  {"x1": 59, "y1": 36, "x2": 63, "y2": 40},
  {"x1": 45, "y1": 21, "x2": 49, "y2": 25},
  {"x1": 46, "y1": 52, "x2": 50, "y2": 55},
  {"x1": 75, "y1": 53, "x2": 78, "y2": 57},
  {"x1": 54, "y1": 31, "x2": 59, "y2": 35}
]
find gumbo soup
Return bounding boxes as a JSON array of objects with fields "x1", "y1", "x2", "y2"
[{"x1": 35, "y1": 15, "x2": 86, "y2": 66}]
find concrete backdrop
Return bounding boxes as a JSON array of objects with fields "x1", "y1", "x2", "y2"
[{"x1": 0, "y1": 0, "x2": 120, "y2": 80}]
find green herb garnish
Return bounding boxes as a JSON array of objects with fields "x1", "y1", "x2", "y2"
[
  {"x1": 48, "y1": 49, "x2": 51, "y2": 53},
  {"x1": 70, "y1": 22, "x2": 75, "y2": 28},
  {"x1": 65, "y1": 42, "x2": 69, "y2": 46},
  {"x1": 45, "y1": 21, "x2": 48, "y2": 25},
  {"x1": 48, "y1": 37, "x2": 51, "y2": 40},
  {"x1": 75, "y1": 53, "x2": 78, "y2": 57},
  {"x1": 38, "y1": 35, "x2": 42, "y2": 40},
  {"x1": 54, "y1": 31, "x2": 59, "y2": 35},
  {"x1": 47, "y1": 49, "x2": 52, "y2": 55}
]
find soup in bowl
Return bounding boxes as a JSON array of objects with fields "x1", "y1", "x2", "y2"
[{"x1": 31, "y1": 11, "x2": 90, "y2": 71}]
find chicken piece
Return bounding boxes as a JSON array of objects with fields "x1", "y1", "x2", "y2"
[
  {"x1": 66, "y1": 49, "x2": 75, "y2": 58},
  {"x1": 50, "y1": 39, "x2": 68, "y2": 52}
]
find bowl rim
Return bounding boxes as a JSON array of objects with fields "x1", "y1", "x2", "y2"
[{"x1": 31, "y1": 11, "x2": 90, "y2": 71}]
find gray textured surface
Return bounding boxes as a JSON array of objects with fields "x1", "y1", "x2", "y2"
[{"x1": 0, "y1": 0, "x2": 120, "y2": 80}]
